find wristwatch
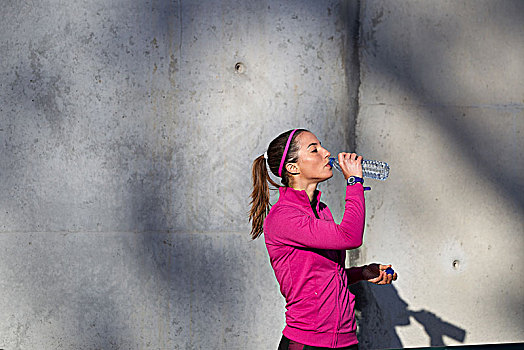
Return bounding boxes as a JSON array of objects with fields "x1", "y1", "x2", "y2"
[{"x1": 347, "y1": 176, "x2": 364, "y2": 186}]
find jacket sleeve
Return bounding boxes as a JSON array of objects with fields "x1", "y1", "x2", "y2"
[{"x1": 265, "y1": 184, "x2": 365, "y2": 250}]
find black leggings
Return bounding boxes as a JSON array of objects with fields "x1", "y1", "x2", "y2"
[{"x1": 278, "y1": 335, "x2": 359, "y2": 350}]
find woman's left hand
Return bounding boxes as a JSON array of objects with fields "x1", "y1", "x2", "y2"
[{"x1": 366, "y1": 264, "x2": 397, "y2": 285}]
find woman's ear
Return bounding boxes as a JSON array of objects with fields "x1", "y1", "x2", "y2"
[{"x1": 285, "y1": 162, "x2": 300, "y2": 175}]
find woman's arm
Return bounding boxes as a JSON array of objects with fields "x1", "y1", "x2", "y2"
[
  {"x1": 346, "y1": 266, "x2": 366, "y2": 285},
  {"x1": 346, "y1": 264, "x2": 398, "y2": 285},
  {"x1": 265, "y1": 184, "x2": 365, "y2": 250}
]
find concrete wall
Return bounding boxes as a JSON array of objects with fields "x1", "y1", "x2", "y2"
[
  {"x1": 1, "y1": 0, "x2": 522, "y2": 349},
  {"x1": 354, "y1": 0, "x2": 524, "y2": 348},
  {"x1": 1, "y1": 0, "x2": 359, "y2": 349}
]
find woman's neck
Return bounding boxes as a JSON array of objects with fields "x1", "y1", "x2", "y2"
[{"x1": 291, "y1": 182, "x2": 318, "y2": 202}]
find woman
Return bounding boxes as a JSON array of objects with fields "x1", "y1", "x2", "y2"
[{"x1": 250, "y1": 129, "x2": 397, "y2": 349}]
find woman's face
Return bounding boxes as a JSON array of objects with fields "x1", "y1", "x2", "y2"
[{"x1": 292, "y1": 131, "x2": 333, "y2": 183}]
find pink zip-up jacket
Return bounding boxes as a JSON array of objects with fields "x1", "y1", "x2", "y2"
[{"x1": 263, "y1": 184, "x2": 365, "y2": 348}]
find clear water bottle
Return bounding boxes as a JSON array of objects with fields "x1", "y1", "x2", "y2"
[{"x1": 329, "y1": 157, "x2": 390, "y2": 180}]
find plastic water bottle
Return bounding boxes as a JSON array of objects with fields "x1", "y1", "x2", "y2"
[{"x1": 329, "y1": 157, "x2": 390, "y2": 180}]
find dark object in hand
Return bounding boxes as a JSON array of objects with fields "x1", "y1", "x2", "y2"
[{"x1": 362, "y1": 263, "x2": 381, "y2": 280}]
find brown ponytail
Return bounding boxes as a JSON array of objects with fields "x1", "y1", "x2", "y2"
[
  {"x1": 249, "y1": 129, "x2": 308, "y2": 239},
  {"x1": 249, "y1": 155, "x2": 280, "y2": 239}
]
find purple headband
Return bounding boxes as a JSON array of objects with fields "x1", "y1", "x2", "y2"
[{"x1": 278, "y1": 129, "x2": 298, "y2": 177}]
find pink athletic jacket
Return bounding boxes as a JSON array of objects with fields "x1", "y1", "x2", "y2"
[{"x1": 263, "y1": 184, "x2": 365, "y2": 348}]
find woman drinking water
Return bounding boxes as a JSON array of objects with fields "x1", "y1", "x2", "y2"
[{"x1": 250, "y1": 129, "x2": 397, "y2": 349}]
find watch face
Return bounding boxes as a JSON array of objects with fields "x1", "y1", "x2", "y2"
[{"x1": 347, "y1": 176, "x2": 363, "y2": 186}]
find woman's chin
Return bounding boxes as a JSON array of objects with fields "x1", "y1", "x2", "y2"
[{"x1": 319, "y1": 172, "x2": 334, "y2": 182}]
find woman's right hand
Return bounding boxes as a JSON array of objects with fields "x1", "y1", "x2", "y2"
[
  {"x1": 338, "y1": 152, "x2": 363, "y2": 180},
  {"x1": 365, "y1": 264, "x2": 397, "y2": 285}
]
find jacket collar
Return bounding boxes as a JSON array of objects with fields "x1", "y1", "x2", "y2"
[{"x1": 278, "y1": 186, "x2": 322, "y2": 211}]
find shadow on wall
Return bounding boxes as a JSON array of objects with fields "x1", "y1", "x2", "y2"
[
  {"x1": 125, "y1": 156, "x2": 254, "y2": 347},
  {"x1": 350, "y1": 282, "x2": 466, "y2": 349},
  {"x1": 358, "y1": 0, "x2": 524, "y2": 210},
  {"x1": 130, "y1": 231, "x2": 251, "y2": 348},
  {"x1": 351, "y1": 2, "x2": 523, "y2": 348}
]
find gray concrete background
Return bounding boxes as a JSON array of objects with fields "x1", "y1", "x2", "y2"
[
  {"x1": 354, "y1": 0, "x2": 523, "y2": 348},
  {"x1": 1, "y1": 0, "x2": 357, "y2": 349},
  {"x1": 0, "y1": 0, "x2": 522, "y2": 349}
]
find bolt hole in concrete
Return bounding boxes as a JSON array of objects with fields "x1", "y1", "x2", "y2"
[
  {"x1": 452, "y1": 260, "x2": 460, "y2": 270},
  {"x1": 235, "y1": 62, "x2": 245, "y2": 74}
]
